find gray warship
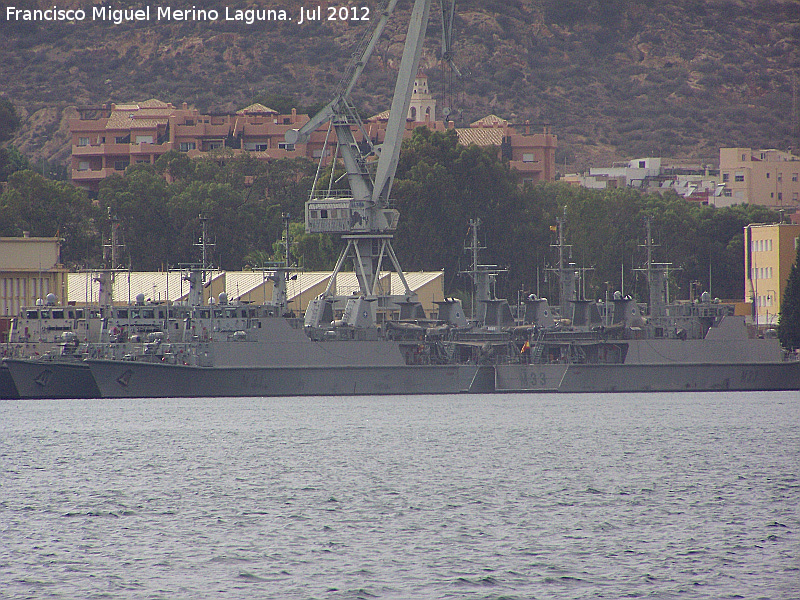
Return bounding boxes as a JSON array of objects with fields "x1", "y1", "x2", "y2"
[{"x1": 84, "y1": 212, "x2": 800, "y2": 398}]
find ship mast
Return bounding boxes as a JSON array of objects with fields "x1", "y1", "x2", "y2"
[
  {"x1": 636, "y1": 216, "x2": 674, "y2": 316},
  {"x1": 97, "y1": 210, "x2": 124, "y2": 309},
  {"x1": 460, "y1": 218, "x2": 506, "y2": 323},
  {"x1": 547, "y1": 208, "x2": 576, "y2": 317}
]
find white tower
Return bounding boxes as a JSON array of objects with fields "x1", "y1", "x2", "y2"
[{"x1": 408, "y1": 74, "x2": 436, "y2": 123}]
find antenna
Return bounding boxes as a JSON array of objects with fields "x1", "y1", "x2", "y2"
[
  {"x1": 194, "y1": 214, "x2": 215, "y2": 278},
  {"x1": 102, "y1": 208, "x2": 123, "y2": 269}
]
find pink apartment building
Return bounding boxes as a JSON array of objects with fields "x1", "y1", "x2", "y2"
[{"x1": 70, "y1": 79, "x2": 557, "y2": 193}]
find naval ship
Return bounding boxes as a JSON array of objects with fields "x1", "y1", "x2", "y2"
[{"x1": 82, "y1": 215, "x2": 800, "y2": 398}]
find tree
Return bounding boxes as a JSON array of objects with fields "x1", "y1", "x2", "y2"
[
  {"x1": 778, "y1": 242, "x2": 800, "y2": 350},
  {"x1": 0, "y1": 145, "x2": 30, "y2": 181},
  {"x1": 392, "y1": 127, "x2": 522, "y2": 294},
  {"x1": 98, "y1": 167, "x2": 175, "y2": 270},
  {"x1": 0, "y1": 170, "x2": 100, "y2": 266},
  {"x1": 0, "y1": 98, "x2": 21, "y2": 144}
]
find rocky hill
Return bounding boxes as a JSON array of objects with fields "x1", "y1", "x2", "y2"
[{"x1": 2, "y1": 0, "x2": 798, "y2": 172}]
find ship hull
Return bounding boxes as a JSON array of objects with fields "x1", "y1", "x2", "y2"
[
  {"x1": 87, "y1": 359, "x2": 495, "y2": 398},
  {"x1": 4, "y1": 359, "x2": 100, "y2": 399},
  {"x1": 0, "y1": 363, "x2": 20, "y2": 399},
  {"x1": 495, "y1": 361, "x2": 800, "y2": 393}
]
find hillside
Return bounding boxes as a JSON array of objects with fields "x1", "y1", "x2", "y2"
[{"x1": 1, "y1": 0, "x2": 799, "y2": 172}]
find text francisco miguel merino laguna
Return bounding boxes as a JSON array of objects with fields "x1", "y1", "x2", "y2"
[{"x1": 6, "y1": 5, "x2": 371, "y2": 25}]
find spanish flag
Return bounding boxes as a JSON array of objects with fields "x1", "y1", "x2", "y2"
[{"x1": 521, "y1": 341, "x2": 530, "y2": 354}]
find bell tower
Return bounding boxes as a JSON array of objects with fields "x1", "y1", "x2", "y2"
[{"x1": 408, "y1": 73, "x2": 436, "y2": 123}]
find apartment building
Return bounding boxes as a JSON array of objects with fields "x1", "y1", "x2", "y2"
[
  {"x1": 455, "y1": 115, "x2": 557, "y2": 184},
  {"x1": 70, "y1": 78, "x2": 558, "y2": 192},
  {"x1": 744, "y1": 222, "x2": 800, "y2": 326},
  {"x1": 719, "y1": 148, "x2": 800, "y2": 208},
  {"x1": 70, "y1": 99, "x2": 311, "y2": 192}
]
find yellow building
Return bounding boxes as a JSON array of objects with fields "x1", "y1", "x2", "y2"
[
  {"x1": 0, "y1": 236, "x2": 68, "y2": 317},
  {"x1": 720, "y1": 148, "x2": 800, "y2": 208},
  {"x1": 744, "y1": 223, "x2": 800, "y2": 326}
]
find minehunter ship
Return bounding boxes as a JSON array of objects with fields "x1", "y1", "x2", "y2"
[{"x1": 84, "y1": 247, "x2": 800, "y2": 398}]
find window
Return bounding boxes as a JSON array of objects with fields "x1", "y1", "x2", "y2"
[
  {"x1": 779, "y1": 193, "x2": 783, "y2": 202},
  {"x1": 254, "y1": 144, "x2": 268, "y2": 151},
  {"x1": 179, "y1": 142, "x2": 196, "y2": 152},
  {"x1": 135, "y1": 135, "x2": 153, "y2": 144},
  {"x1": 78, "y1": 161, "x2": 89, "y2": 171},
  {"x1": 638, "y1": 160, "x2": 646, "y2": 168},
  {"x1": 115, "y1": 135, "x2": 130, "y2": 144},
  {"x1": 734, "y1": 173, "x2": 745, "y2": 182},
  {"x1": 208, "y1": 142, "x2": 223, "y2": 150},
  {"x1": 114, "y1": 160, "x2": 129, "y2": 171},
  {"x1": 278, "y1": 142, "x2": 295, "y2": 151},
  {"x1": 778, "y1": 173, "x2": 782, "y2": 182},
  {"x1": 723, "y1": 189, "x2": 732, "y2": 197},
  {"x1": 722, "y1": 173, "x2": 729, "y2": 182},
  {"x1": 793, "y1": 173, "x2": 798, "y2": 182},
  {"x1": 766, "y1": 172, "x2": 770, "y2": 178},
  {"x1": 78, "y1": 137, "x2": 90, "y2": 146},
  {"x1": 522, "y1": 153, "x2": 535, "y2": 163}
]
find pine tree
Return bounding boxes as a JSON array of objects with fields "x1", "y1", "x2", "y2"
[{"x1": 778, "y1": 243, "x2": 800, "y2": 350}]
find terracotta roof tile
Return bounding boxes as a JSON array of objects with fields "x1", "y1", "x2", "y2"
[
  {"x1": 237, "y1": 103, "x2": 278, "y2": 115},
  {"x1": 455, "y1": 128, "x2": 504, "y2": 146},
  {"x1": 470, "y1": 114, "x2": 508, "y2": 127},
  {"x1": 139, "y1": 99, "x2": 172, "y2": 108}
]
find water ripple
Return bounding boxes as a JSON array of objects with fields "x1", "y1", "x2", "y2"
[{"x1": 1, "y1": 391, "x2": 798, "y2": 599}]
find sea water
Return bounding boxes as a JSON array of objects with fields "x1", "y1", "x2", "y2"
[{"x1": 1, "y1": 392, "x2": 798, "y2": 599}]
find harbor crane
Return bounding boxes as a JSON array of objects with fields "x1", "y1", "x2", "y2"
[{"x1": 287, "y1": 0, "x2": 447, "y2": 328}]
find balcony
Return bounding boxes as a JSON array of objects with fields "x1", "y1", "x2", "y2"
[
  {"x1": 72, "y1": 144, "x2": 104, "y2": 156},
  {"x1": 130, "y1": 142, "x2": 170, "y2": 155},
  {"x1": 71, "y1": 168, "x2": 113, "y2": 181}
]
